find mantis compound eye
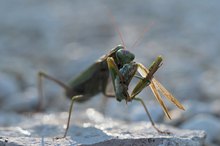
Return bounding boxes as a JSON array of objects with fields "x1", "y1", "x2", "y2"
[{"x1": 116, "y1": 49, "x2": 135, "y2": 64}]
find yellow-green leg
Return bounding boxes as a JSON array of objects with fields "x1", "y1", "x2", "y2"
[
  {"x1": 56, "y1": 95, "x2": 83, "y2": 139},
  {"x1": 134, "y1": 97, "x2": 168, "y2": 134}
]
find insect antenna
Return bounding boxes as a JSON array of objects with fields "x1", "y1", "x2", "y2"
[
  {"x1": 107, "y1": 11, "x2": 126, "y2": 49},
  {"x1": 130, "y1": 21, "x2": 155, "y2": 50}
]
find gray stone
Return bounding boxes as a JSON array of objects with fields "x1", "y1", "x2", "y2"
[
  {"x1": 0, "y1": 111, "x2": 206, "y2": 146},
  {"x1": 181, "y1": 114, "x2": 220, "y2": 145}
]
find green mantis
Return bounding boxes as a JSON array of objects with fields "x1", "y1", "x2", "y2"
[
  {"x1": 38, "y1": 46, "x2": 121, "y2": 109},
  {"x1": 38, "y1": 45, "x2": 185, "y2": 138}
]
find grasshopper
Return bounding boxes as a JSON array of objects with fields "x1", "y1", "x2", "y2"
[
  {"x1": 106, "y1": 49, "x2": 185, "y2": 134},
  {"x1": 38, "y1": 45, "x2": 185, "y2": 138}
]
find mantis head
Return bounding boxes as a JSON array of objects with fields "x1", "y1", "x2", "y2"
[{"x1": 116, "y1": 45, "x2": 135, "y2": 65}]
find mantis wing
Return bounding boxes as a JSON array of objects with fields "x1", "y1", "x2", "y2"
[{"x1": 68, "y1": 46, "x2": 122, "y2": 87}]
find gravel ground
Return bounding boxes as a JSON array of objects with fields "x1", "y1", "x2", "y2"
[{"x1": 0, "y1": 0, "x2": 220, "y2": 145}]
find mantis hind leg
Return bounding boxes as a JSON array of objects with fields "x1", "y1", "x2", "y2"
[
  {"x1": 134, "y1": 97, "x2": 170, "y2": 134},
  {"x1": 38, "y1": 71, "x2": 70, "y2": 111}
]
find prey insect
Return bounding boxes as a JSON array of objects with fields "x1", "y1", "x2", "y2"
[
  {"x1": 38, "y1": 45, "x2": 185, "y2": 138},
  {"x1": 106, "y1": 49, "x2": 185, "y2": 133}
]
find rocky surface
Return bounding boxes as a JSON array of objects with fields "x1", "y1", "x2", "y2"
[
  {"x1": 0, "y1": 0, "x2": 220, "y2": 145},
  {"x1": 0, "y1": 111, "x2": 206, "y2": 146}
]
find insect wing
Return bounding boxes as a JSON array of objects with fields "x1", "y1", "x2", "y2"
[
  {"x1": 150, "y1": 80, "x2": 171, "y2": 119},
  {"x1": 69, "y1": 46, "x2": 122, "y2": 87},
  {"x1": 132, "y1": 63, "x2": 171, "y2": 119},
  {"x1": 68, "y1": 62, "x2": 104, "y2": 87},
  {"x1": 133, "y1": 62, "x2": 185, "y2": 118},
  {"x1": 152, "y1": 78, "x2": 185, "y2": 110}
]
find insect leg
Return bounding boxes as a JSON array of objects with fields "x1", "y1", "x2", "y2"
[
  {"x1": 132, "y1": 60, "x2": 184, "y2": 119},
  {"x1": 38, "y1": 71, "x2": 70, "y2": 110},
  {"x1": 131, "y1": 56, "x2": 162, "y2": 98},
  {"x1": 134, "y1": 74, "x2": 144, "y2": 80},
  {"x1": 106, "y1": 57, "x2": 124, "y2": 94},
  {"x1": 134, "y1": 97, "x2": 167, "y2": 134},
  {"x1": 130, "y1": 59, "x2": 172, "y2": 119},
  {"x1": 55, "y1": 95, "x2": 83, "y2": 139},
  {"x1": 63, "y1": 95, "x2": 83, "y2": 138}
]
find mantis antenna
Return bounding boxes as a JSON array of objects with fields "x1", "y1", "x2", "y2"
[
  {"x1": 107, "y1": 11, "x2": 126, "y2": 49},
  {"x1": 108, "y1": 10, "x2": 155, "y2": 51},
  {"x1": 130, "y1": 21, "x2": 155, "y2": 50}
]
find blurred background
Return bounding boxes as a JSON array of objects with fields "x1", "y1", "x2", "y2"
[{"x1": 0, "y1": 0, "x2": 220, "y2": 144}]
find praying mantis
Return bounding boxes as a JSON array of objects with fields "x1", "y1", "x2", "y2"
[{"x1": 38, "y1": 45, "x2": 185, "y2": 138}]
